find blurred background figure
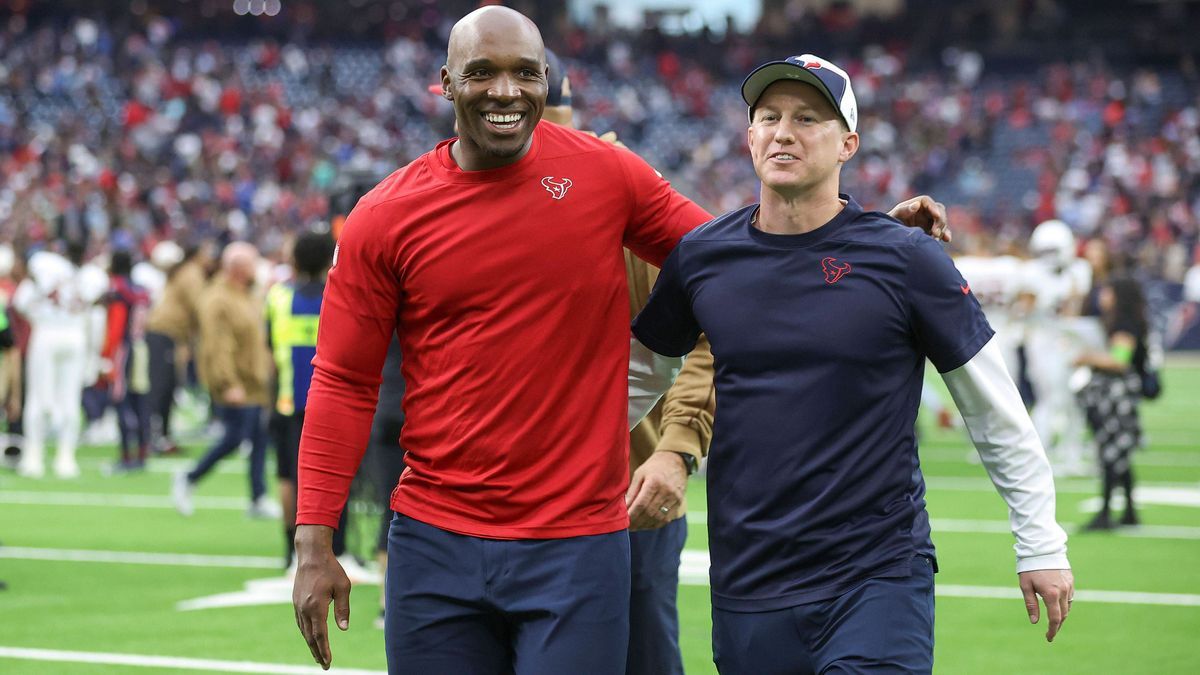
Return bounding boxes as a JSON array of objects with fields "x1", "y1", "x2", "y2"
[
  {"x1": 145, "y1": 243, "x2": 213, "y2": 456},
  {"x1": 0, "y1": 243, "x2": 23, "y2": 461},
  {"x1": 133, "y1": 241, "x2": 183, "y2": 314},
  {"x1": 1075, "y1": 276, "x2": 1151, "y2": 530},
  {"x1": 99, "y1": 249, "x2": 152, "y2": 473},
  {"x1": 1021, "y1": 219, "x2": 1096, "y2": 477},
  {"x1": 264, "y1": 230, "x2": 363, "y2": 574},
  {"x1": 12, "y1": 241, "x2": 106, "y2": 478},
  {"x1": 172, "y1": 241, "x2": 274, "y2": 518}
]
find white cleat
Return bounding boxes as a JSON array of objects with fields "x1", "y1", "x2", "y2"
[
  {"x1": 246, "y1": 497, "x2": 283, "y2": 520},
  {"x1": 337, "y1": 554, "x2": 380, "y2": 585},
  {"x1": 172, "y1": 471, "x2": 195, "y2": 516},
  {"x1": 17, "y1": 460, "x2": 46, "y2": 479},
  {"x1": 54, "y1": 460, "x2": 81, "y2": 479}
]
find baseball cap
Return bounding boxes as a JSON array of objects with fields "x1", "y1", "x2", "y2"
[
  {"x1": 426, "y1": 49, "x2": 571, "y2": 107},
  {"x1": 741, "y1": 54, "x2": 858, "y2": 132}
]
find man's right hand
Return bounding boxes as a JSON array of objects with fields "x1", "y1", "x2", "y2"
[
  {"x1": 292, "y1": 525, "x2": 351, "y2": 670},
  {"x1": 1019, "y1": 568, "x2": 1074, "y2": 643}
]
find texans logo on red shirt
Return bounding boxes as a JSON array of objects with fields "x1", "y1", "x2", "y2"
[
  {"x1": 541, "y1": 176, "x2": 573, "y2": 200},
  {"x1": 821, "y1": 257, "x2": 852, "y2": 284}
]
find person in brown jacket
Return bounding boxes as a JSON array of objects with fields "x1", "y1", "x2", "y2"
[
  {"x1": 172, "y1": 241, "x2": 274, "y2": 518},
  {"x1": 145, "y1": 242, "x2": 213, "y2": 454}
]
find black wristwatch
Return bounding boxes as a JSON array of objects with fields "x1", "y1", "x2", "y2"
[{"x1": 671, "y1": 452, "x2": 698, "y2": 476}]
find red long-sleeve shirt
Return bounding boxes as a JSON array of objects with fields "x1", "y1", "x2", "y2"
[{"x1": 296, "y1": 122, "x2": 711, "y2": 538}]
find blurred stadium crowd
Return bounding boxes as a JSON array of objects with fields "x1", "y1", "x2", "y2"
[
  {"x1": 1, "y1": 0, "x2": 1199, "y2": 279},
  {"x1": 1, "y1": 0, "x2": 1199, "y2": 480}
]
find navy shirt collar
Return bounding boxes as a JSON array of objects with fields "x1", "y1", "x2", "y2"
[{"x1": 747, "y1": 193, "x2": 862, "y2": 249}]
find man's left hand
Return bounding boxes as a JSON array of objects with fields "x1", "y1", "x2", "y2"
[
  {"x1": 888, "y1": 195, "x2": 951, "y2": 242},
  {"x1": 1019, "y1": 568, "x2": 1074, "y2": 642},
  {"x1": 626, "y1": 451, "x2": 688, "y2": 531}
]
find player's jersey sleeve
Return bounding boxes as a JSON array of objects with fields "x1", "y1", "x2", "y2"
[
  {"x1": 631, "y1": 247, "x2": 701, "y2": 357},
  {"x1": 296, "y1": 198, "x2": 400, "y2": 528},
  {"x1": 905, "y1": 236, "x2": 995, "y2": 372},
  {"x1": 614, "y1": 147, "x2": 711, "y2": 268}
]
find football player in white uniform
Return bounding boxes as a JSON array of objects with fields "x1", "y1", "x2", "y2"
[
  {"x1": 13, "y1": 242, "x2": 108, "y2": 478},
  {"x1": 1020, "y1": 220, "x2": 1101, "y2": 477}
]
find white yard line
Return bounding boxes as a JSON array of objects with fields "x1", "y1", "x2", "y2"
[
  {"x1": 678, "y1": 551, "x2": 1200, "y2": 604},
  {"x1": 0, "y1": 491, "x2": 247, "y2": 510},
  {"x1": 78, "y1": 457, "x2": 246, "y2": 474},
  {"x1": 936, "y1": 585, "x2": 1200, "y2": 607},
  {"x1": 922, "y1": 476, "x2": 1200, "y2": 493},
  {"x1": 930, "y1": 518, "x2": 1200, "y2": 540},
  {"x1": 0, "y1": 547, "x2": 280, "y2": 569},
  {"x1": 919, "y1": 447, "x2": 1200, "y2": 467},
  {"x1": 0, "y1": 647, "x2": 383, "y2": 674},
  {"x1": 3, "y1": 546, "x2": 1197, "y2": 609},
  {"x1": 683, "y1": 514, "x2": 1200, "y2": 539}
]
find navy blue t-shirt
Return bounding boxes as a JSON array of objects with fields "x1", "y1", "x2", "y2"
[{"x1": 632, "y1": 196, "x2": 993, "y2": 612}]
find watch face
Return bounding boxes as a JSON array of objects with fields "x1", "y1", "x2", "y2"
[{"x1": 676, "y1": 452, "x2": 697, "y2": 474}]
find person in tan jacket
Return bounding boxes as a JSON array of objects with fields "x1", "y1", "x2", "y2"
[
  {"x1": 172, "y1": 242, "x2": 275, "y2": 518},
  {"x1": 145, "y1": 242, "x2": 213, "y2": 454}
]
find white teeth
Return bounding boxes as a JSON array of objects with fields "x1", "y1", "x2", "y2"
[
  {"x1": 773, "y1": 153, "x2": 796, "y2": 160},
  {"x1": 485, "y1": 113, "x2": 523, "y2": 124}
]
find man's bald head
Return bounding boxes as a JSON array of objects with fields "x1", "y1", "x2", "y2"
[
  {"x1": 446, "y1": 6, "x2": 544, "y2": 72},
  {"x1": 221, "y1": 241, "x2": 259, "y2": 286}
]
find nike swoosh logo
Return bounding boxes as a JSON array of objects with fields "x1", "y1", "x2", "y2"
[{"x1": 960, "y1": 284, "x2": 970, "y2": 295}]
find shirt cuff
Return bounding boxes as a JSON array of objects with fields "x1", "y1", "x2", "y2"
[
  {"x1": 1016, "y1": 553, "x2": 1071, "y2": 573},
  {"x1": 655, "y1": 423, "x2": 703, "y2": 457}
]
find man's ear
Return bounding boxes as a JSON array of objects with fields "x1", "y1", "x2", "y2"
[
  {"x1": 440, "y1": 65, "x2": 453, "y2": 100},
  {"x1": 839, "y1": 131, "x2": 859, "y2": 163}
]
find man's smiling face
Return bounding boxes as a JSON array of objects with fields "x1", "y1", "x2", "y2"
[{"x1": 443, "y1": 10, "x2": 547, "y2": 171}]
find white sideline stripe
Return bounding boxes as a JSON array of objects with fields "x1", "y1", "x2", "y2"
[
  {"x1": 922, "y1": 477, "x2": 1200, "y2": 494},
  {"x1": 0, "y1": 491, "x2": 247, "y2": 510},
  {"x1": 937, "y1": 585, "x2": 1200, "y2": 607},
  {"x1": 0, "y1": 647, "x2": 383, "y2": 674},
  {"x1": 0, "y1": 547, "x2": 280, "y2": 569},
  {"x1": 80, "y1": 457, "x2": 245, "y2": 474},
  {"x1": 4, "y1": 547, "x2": 1198, "y2": 609},
  {"x1": 932, "y1": 519, "x2": 1200, "y2": 540},
  {"x1": 920, "y1": 447, "x2": 1200, "y2": 468},
  {"x1": 683, "y1": 514, "x2": 1200, "y2": 540},
  {"x1": 681, "y1": 552, "x2": 1200, "y2": 605},
  {"x1": 925, "y1": 477, "x2": 1098, "y2": 493}
]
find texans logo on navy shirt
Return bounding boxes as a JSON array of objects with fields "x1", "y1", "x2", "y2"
[{"x1": 821, "y1": 257, "x2": 852, "y2": 284}]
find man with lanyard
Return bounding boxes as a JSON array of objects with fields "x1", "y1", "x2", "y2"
[
  {"x1": 265, "y1": 232, "x2": 351, "y2": 571},
  {"x1": 633, "y1": 55, "x2": 1074, "y2": 673}
]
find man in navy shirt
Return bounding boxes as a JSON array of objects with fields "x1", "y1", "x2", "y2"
[{"x1": 633, "y1": 54, "x2": 1075, "y2": 674}]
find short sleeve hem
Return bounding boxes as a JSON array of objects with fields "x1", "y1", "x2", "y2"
[{"x1": 932, "y1": 324, "x2": 995, "y2": 373}]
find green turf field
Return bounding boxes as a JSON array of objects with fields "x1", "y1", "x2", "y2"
[{"x1": 1, "y1": 358, "x2": 1198, "y2": 673}]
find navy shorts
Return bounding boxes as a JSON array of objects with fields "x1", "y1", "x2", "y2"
[
  {"x1": 712, "y1": 556, "x2": 935, "y2": 675},
  {"x1": 384, "y1": 513, "x2": 631, "y2": 675}
]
